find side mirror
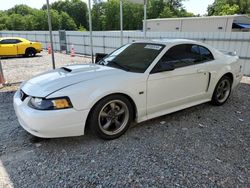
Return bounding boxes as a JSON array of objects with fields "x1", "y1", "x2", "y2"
[
  {"x1": 95, "y1": 53, "x2": 108, "y2": 63},
  {"x1": 151, "y1": 61, "x2": 175, "y2": 74}
]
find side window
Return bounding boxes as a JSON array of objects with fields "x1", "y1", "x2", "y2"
[
  {"x1": 14, "y1": 39, "x2": 22, "y2": 44},
  {"x1": 199, "y1": 46, "x2": 214, "y2": 61},
  {"x1": 151, "y1": 44, "x2": 215, "y2": 73},
  {"x1": 0, "y1": 40, "x2": 9, "y2": 44},
  {"x1": 9, "y1": 39, "x2": 20, "y2": 44},
  {"x1": 159, "y1": 44, "x2": 202, "y2": 69},
  {"x1": 0, "y1": 39, "x2": 21, "y2": 44}
]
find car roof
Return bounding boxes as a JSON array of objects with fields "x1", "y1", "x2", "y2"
[
  {"x1": 132, "y1": 38, "x2": 220, "y2": 56},
  {"x1": 133, "y1": 38, "x2": 217, "y2": 52},
  {"x1": 134, "y1": 38, "x2": 199, "y2": 45},
  {"x1": 153, "y1": 38, "x2": 198, "y2": 44},
  {"x1": 0, "y1": 37, "x2": 28, "y2": 41}
]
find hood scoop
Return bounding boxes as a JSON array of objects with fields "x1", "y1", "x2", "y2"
[
  {"x1": 61, "y1": 67, "x2": 72, "y2": 72},
  {"x1": 61, "y1": 64, "x2": 100, "y2": 73}
]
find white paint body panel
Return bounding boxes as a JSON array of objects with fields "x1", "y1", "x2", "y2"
[{"x1": 13, "y1": 39, "x2": 243, "y2": 138}]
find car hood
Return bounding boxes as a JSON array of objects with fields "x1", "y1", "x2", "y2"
[{"x1": 21, "y1": 64, "x2": 123, "y2": 98}]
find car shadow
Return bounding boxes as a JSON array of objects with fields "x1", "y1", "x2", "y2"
[{"x1": 0, "y1": 55, "x2": 43, "y2": 60}]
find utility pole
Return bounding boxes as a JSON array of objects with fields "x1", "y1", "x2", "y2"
[
  {"x1": 143, "y1": 0, "x2": 147, "y2": 39},
  {"x1": 46, "y1": 0, "x2": 56, "y2": 69},
  {"x1": 120, "y1": 0, "x2": 123, "y2": 45},
  {"x1": 88, "y1": 0, "x2": 94, "y2": 63}
]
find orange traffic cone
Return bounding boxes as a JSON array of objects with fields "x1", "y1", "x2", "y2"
[
  {"x1": 0, "y1": 74, "x2": 5, "y2": 85},
  {"x1": 0, "y1": 62, "x2": 5, "y2": 86},
  {"x1": 70, "y1": 45, "x2": 75, "y2": 57},
  {"x1": 48, "y1": 45, "x2": 51, "y2": 54}
]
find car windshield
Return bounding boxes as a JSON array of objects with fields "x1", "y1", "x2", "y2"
[{"x1": 99, "y1": 43, "x2": 165, "y2": 73}]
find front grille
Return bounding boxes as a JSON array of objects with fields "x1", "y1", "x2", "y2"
[{"x1": 20, "y1": 90, "x2": 28, "y2": 101}]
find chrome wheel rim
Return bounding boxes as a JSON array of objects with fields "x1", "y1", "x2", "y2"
[
  {"x1": 216, "y1": 79, "x2": 231, "y2": 103},
  {"x1": 98, "y1": 100, "x2": 129, "y2": 136}
]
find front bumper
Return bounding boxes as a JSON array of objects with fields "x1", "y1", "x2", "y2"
[
  {"x1": 36, "y1": 49, "x2": 43, "y2": 53},
  {"x1": 13, "y1": 90, "x2": 89, "y2": 138}
]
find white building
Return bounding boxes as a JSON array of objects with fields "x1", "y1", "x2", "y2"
[{"x1": 146, "y1": 15, "x2": 250, "y2": 32}]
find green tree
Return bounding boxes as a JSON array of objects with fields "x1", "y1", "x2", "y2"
[
  {"x1": 0, "y1": 12, "x2": 9, "y2": 30},
  {"x1": 6, "y1": 4, "x2": 35, "y2": 16},
  {"x1": 0, "y1": 0, "x2": 191, "y2": 31},
  {"x1": 43, "y1": 0, "x2": 88, "y2": 29},
  {"x1": 92, "y1": 0, "x2": 107, "y2": 30},
  {"x1": 6, "y1": 14, "x2": 26, "y2": 30},
  {"x1": 148, "y1": 0, "x2": 166, "y2": 19},
  {"x1": 103, "y1": 0, "x2": 120, "y2": 30},
  {"x1": 123, "y1": 1, "x2": 144, "y2": 30},
  {"x1": 60, "y1": 11, "x2": 77, "y2": 30},
  {"x1": 208, "y1": 0, "x2": 250, "y2": 15},
  {"x1": 24, "y1": 15, "x2": 36, "y2": 30},
  {"x1": 219, "y1": 4, "x2": 240, "y2": 15},
  {"x1": 92, "y1": 0, "x2": 191, "y2": 30},
  {"x1": 176, "y1": 8, "x2": 194, "y2": 17},
  {"x1": 32, "y1": 10, "x2": 48, "y2": 30},
  {"x1": 78, "y1": 25, "x2": 87, "y2": 31},
  {"x1": 33, "y1": 10, "x2": 61, "y2": 30},
  {"x1": 159, "y1": 6, "x2": 175, "y2": 18}
]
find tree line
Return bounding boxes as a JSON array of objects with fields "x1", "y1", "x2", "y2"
[
  {"x1": 207, "y1": 0, "x2": 250, "y2": 16},
  {"x1": 0, "y1": 0, "x2": 193, "y2": 31},
  {"x1": 0, "y1": 0, "x2": 249, "y2": 31}
]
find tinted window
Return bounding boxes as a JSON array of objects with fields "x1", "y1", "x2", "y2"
[
  {"x1": 156, "y1": 44, "x2": 214, "y2": 70},
  {"x1": 0, "y1": 39, "x2": 10, "y2": 44},
  {"x1": 199, "y1": 46, "x2": 214, "y2": 61},
  {"x1": 0, "y1": 39, "x2": 21, "y2": 44},
  {"x1": 159, "y1": 44, "x2": 202, "y2": 69},
  {"x1": 100, "y1": 43, "x2": 165, "y2": 73}
]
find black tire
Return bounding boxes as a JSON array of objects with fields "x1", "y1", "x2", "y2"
[
  {"x1": 25, "y1": 48, "x2": 36, "y2": 57},
  {"x1": 211, "y1": 75, "x2": 232, "y2": 106},
  {"x1": 88, "y1": 95, "x2": 133, "y2": 140}
]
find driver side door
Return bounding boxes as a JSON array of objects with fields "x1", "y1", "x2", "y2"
[
  {"x1": 146, "y1": 44, "x2": 210, "y2": 119},
  {"x1": 0, "y1": 39, "x2": 18, "y2": 56}
]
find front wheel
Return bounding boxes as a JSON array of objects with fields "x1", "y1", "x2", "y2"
[
  {"x1": 211, "y1": 75, "x2": 232, "y2": 106},
  {"x1": 25, "y1": 48, "x2": 36, "y2": 57},
  {"x1": 88, "y1": 95, "x2": 133, "y2": 140}
]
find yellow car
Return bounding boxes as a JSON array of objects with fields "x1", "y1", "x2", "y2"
[{"x1": 0, "y1": 37, "x2": 42, "y2": 57}]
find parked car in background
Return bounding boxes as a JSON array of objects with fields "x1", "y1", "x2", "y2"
[
  {"x1": 0, "y1": 37, "x2": 42, "y2": 57},
  {"x1": 13, "y1": 39, "x2": 243, "y2": 140}
]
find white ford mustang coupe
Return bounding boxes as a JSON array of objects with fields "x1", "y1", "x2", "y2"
[{"x1": 14, "y1": 39, "x2": 243, "y2": 139}]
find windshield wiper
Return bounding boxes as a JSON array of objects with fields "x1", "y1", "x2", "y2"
[{"x1": 107, "y1": 61, "x2": 130, "y2": 71}]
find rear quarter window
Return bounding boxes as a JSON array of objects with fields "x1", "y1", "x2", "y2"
[{"x1": 199, "y1": 46, "x2": 214, "y2": 61}]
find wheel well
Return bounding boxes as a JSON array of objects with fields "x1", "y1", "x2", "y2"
[
  {"x1": 25, "y1": 47, "x2": 36, "y2": 53},
  {"x1": 222, "y1": 72, "x2": 234, "y2": 84},
  {"x1": 85, "y1": 93, "x2": 137, "y2": 131}
]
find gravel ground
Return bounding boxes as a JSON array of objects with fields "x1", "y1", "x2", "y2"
[
  {"x1": 0, "y1": 51, "x2": 91, "y2": 84},
  {"x1": 0, "y1": 54, "x2": 249, "y2": 187}
]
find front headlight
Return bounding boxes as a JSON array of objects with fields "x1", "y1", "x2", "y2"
[{"x1": 28, "y1": 97, "x2": 73, "y2": 110}]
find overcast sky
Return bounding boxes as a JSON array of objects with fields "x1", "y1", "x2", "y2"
[{"x1": 0, "y1": 0, "x2": 214, "y2": 15}]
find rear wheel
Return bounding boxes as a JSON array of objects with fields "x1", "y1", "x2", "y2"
[
  {"x1": 25, "y1": 48, "x2": 36, "y2": 57},
  {"x1": 88, "y1": 95, "x2": 133, "y2": 140},
  {"x1": 211, "y1": 76, "x2": 232, "y2": 106}
]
